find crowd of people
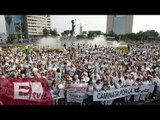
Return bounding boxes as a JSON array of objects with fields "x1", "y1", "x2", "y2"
[{"x1": 0, "y1": 42, "x2": 160, "y2": 105}]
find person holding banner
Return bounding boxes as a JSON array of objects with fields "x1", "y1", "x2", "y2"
[
  {"x1": 114, "y1": 79, "x2": 124, "y2": 105},
  {"x1": 140, "y1": 77, "x2": 149, "y2": 102},
  {"x1": 133, "y1": 78, "x2": 142, "y2": 102},
  {"x1": 86, "y1": 80, "x2": 94, "y2": 105},
  {"x1": 151, "y1": 72, "x2": 159, "y2": 99},
  {"x1": 108, "y1": 80, "x2": 115, "y2": 105},
  {"x1": 57, "y1": 83, "x2": 65, "y2": 105},
  {"x1": 124, "y1": 75, "x2": 134, "y2": 102},
  {"x1": 93, "y1": 79, "x2": 103, "y2": 105},
  {"x1": 51, "y1": 80, "x2": 59, "y2": 105},
  {"x1": 102, "y1": 81, "x2": 110, "y2": 105}
]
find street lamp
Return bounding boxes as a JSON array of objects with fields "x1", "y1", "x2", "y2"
[
  {"x1": 19, "y1": 20, "x2": 23, "y2": 43},
  {"x1": 144, "y1": 25, "x2": 149, "y2": 41},
  {"x1": 12, "y1": 16, "x2": 16, "y2": 34}
]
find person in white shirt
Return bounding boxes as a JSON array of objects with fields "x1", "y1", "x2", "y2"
[
  {"x1": 133, "y1": 78, "x2": 142, "y2": 102},
  {"x1": 69, "y1": 65, "x2": 76, "y2": 77},
  {"x1": 94, "y1": 79, "x2": 103, "y2": 91},
  {"x1": 91, "y1": 71, "x2": 100, "y2": 81},
  {"x1": 74, "y1": 75, "x2": 80, "y2": 85},
  {"x1": 86, "y1": 80, "x2": 94, "y2": 105},
  {"x1": 139, "y1": 77, "x2": 149, "y2": 102},
  {"x1": 54, "y1": 68, "x2": 61, "y2": 81},
  {"x1": 80, "y1": 79, "x2": 88, "y2": 87},
  {"x1": 107, "y1": 80, "x2": 115, "y2": 105},
  {"x1": 83, "y1": 72, "x2": 90, "y2": 83},
  {"x1": 124, "y1": 75, "x2": 134, "y2": 102},
  {"x1": 92, "y1": 75, "x2": 98, "y2": 85},
  {"x1": 152, "y1": 73, "x2": 160, "y2": 100},
  {"x1": 101, "y1": 80, "x2": 110, "y2": 105},
  {"x1": 114, "y1": 79, "x2": 124, "y2": 105}
]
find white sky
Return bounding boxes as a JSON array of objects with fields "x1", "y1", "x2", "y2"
[{"x1": 1, "y1": 15, "x2": 160, "y2": 35}]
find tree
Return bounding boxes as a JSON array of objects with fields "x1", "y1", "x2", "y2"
[
  {"x1": 50, "y1": 28, "x2": 58, "y2": 36},
  {"x1": 87, "y1": 32, "x2": 95, "y2": 39},
  {"x1": 109, "y1": 30, "x2": 115, "y2": 36},
  {"x1": 61, "y1": 32, "x2": 64, "y2": 36},
  {"x1": 76, "y1": 35, "x2": 86, "y2": 39},
  {"x1": 87, "y1": 31, "x2": 103, "y2": 39},
  {"x1": 120, "y1": 35, "x2": 130, "y2": 41},
  {"x1": 136, "y1": 31, "x2": 144, "y2": 40},
  {"x1": 125, "y1": 33, "x2": 137, "y2": 41},
  {"x1": 146, "y1": 30, "x2": 159, "y2": 41},
  {"x1": 43, "y1": 28, "x2": 49, "y2": 36}
]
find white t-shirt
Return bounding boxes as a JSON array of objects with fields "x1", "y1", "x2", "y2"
[
  {"x1": 152, "y1": 76, "x2": 159, "y2": 84},
  {"x1": 125, "y1": 79, "x2": 134, "y2": 86},
  {"x1": 94, "y1": 83, "x2": 103, "y2": 91},
  {"x1": 87, "y1": 85, "x2": 94, "y2": 95},
  {"x1": 110, "y1": 85, "x2": 115, "y2": 90},
  {"x1": 116, "y1": 83, "x2": 123, "y2": 89}
]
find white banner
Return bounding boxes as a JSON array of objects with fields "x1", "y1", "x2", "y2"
[
  {"x1": 93, "y1": 85, "x2": 155, "y2": 101},
  {"x1": 67, "y1": 87, "x2": 87, "y2": 103}
]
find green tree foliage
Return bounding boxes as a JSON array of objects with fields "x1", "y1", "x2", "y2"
[
  {"x1": 108, "y1": 30, "x2": 115, "y2": 36},
  {"x1": 87, "y1": 31, "x2": 103, "y2": 39},
  {"x1": 43, "y1": 28, "x2": 49, "y2": 36},
  {"x1": 50, "y1": 28, "x2": 58, "y2": 36},
  {"x1": 119, "y1": 30, "x2": 159, "y2": 41},
  {"x1": 76, "y1": 35, "x2": 86, "y2": 39}
]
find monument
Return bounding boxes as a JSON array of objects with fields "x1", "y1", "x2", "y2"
[{"x1": 71, "y1": 20, "x2": 75, "y2": 37}]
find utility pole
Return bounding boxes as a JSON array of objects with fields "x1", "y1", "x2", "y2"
[{"x1": 19, "y1": 20, "x2": 23, "y2": 43}]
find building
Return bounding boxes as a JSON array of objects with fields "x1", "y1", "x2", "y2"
[
  {"x1": 0, "y1": 32, "x2": 8, "y2": 43},
  {"x1": 26, "y1": 15, "x2": 51, "y2": 38},
  {"x1": 79, "y1": 24, "x2": 83, "y2": 35},
  {"x1": 106, "y1": 15, "x2": 133, "y2": 35},
  {"x1": 5, "y1": 15, "x2": 26, "y2": 40},
  {"x1": 5, "y1": 15, "x2": 51, "y2": 39}
]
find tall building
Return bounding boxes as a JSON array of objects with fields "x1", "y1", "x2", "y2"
[
  {"x1": 79, "y1": 24, "x2": 82, "y2": 35},
  {"x1": 26, "y1": 15, "x2": 51, "y2": 38},
  {"x1": 106, "y1": 15, "x2": 133, "y2": 35},
  {"x1": 5, "y1": 15, "x2": 26, "y2": 39},
  {"x1": 5, "y1": 15, "x2": 51, "y2": 39}
]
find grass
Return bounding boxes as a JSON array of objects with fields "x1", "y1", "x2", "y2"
[
  {"x1": 114, "y1": 46, "x2": 128, "y2": 53},
  {"x1": 0, "y1": 44, "x2": 128, "y2": 54}
]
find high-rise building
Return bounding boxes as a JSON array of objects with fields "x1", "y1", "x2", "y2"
[
  {"x1": 106, "y1": 15, "x2": 133, "y2": 35},
  {"x1": 26, "y1": 15, "x2": 51, "y2": 38},
  {"x1": 5, "y1": 15, "x2": 51, "y2": 39},
  {"x1": 5, "y1": 15, "x2": 26, "y2": 39},
  {"x1": 79, "y1": 24, "x2": 82, "y2": 35}
]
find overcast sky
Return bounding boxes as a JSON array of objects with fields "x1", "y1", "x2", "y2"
[{"x1": 1, "y1": 15, "x2": 160, "y2": 35}]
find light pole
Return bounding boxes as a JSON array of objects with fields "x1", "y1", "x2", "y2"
[
  {"x1": 12, "y1": 16, "x2": 16, "y2": 34},
  {"x1": 145, "y1": 25, "x2": 149, "y2": 41},
  {"x1": 19, "y1": 20, "x2": 23, "y2": 43}
]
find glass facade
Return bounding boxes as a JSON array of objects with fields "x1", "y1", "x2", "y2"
[
  {"x1": 113, "y1": 15, "x2": 127, "y2": 35},
  {"x1": 5, "y1": 15, "x2": 25, "y2": 37}
]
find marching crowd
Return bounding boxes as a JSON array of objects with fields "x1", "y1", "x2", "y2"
[{"x1": 0, "y1": 42, "x2": 160, "y2": 105}]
